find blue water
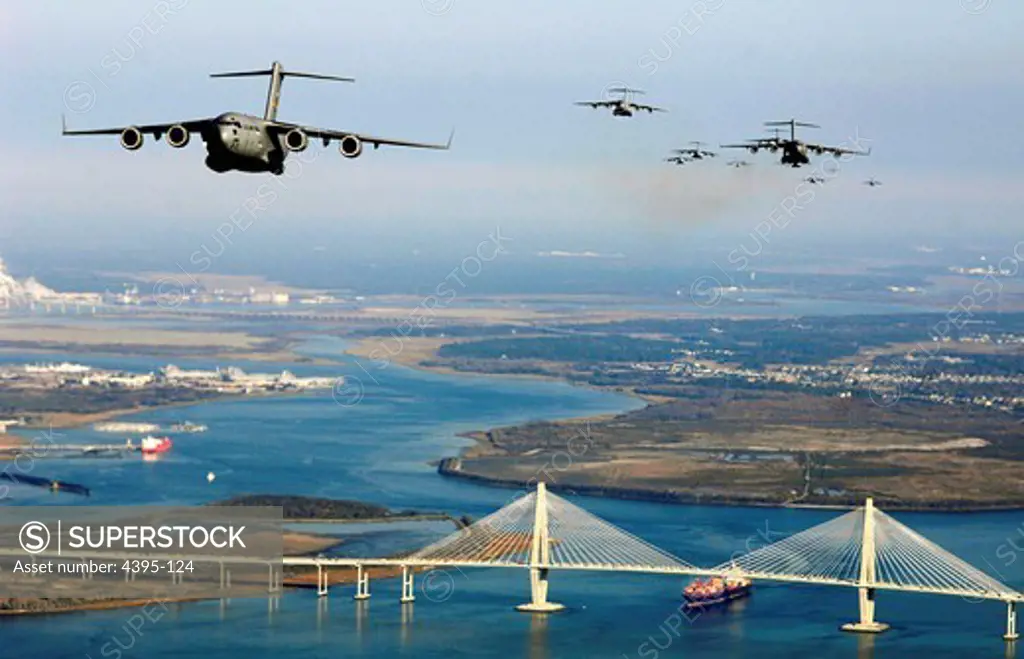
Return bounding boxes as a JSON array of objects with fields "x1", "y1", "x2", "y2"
[{"x1": 1, "y1": 337, "x2": 1021, "y2": 658}]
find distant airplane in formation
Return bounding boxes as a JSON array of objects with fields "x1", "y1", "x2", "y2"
[
  {"x1": 722, "y1": 119, "x2": 870, "y2": 168},
  {"x1": 864, "y1": 177, "x2": 883, "y2": 187},
  {"x1": 574, "y1": 87, "x2": 666, "y2": 117},
  {"x1": 670, "y1": 141, "x2": 716, "y2": 160},
  {"x1": 62, "y1": 61, "x2": 453, "y2": 175}
]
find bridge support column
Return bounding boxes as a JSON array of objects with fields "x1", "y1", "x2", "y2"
[
  {"x1": 353, "y1": 564, "x2": 370, "y2": 600},
  {"x1": 516, "y1": 483, "x2": 564, "y2": 613},
  {"x1": 516, "y1": 567, "x2": 563, "y2": 613},
  {"x1": 1006, "y1": 601, "x2": 1019, "y2": 641},
  {"x1": 842, "y1": 498, "x2": 889, "y2": 634},
  {"x1": 400, "y1": 565, "x2": 415, "y2": 603},
  {"x1": 317, "y1": 564, "x2": 328, "y2": 597},
  {"x1": 267, "y1": 564, "x2": 280, "y2": 593}
]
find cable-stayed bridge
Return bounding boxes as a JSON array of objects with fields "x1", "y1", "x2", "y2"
[{"x1": 284, "y1": 483, "x2": 1022, "y2": 641}]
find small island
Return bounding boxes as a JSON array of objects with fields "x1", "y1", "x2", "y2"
[{"x1": 215, "y1": 494, "x2": 454, "y2": 523}]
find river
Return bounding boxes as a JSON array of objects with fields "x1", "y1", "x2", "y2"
[{"x1": 0, "y1": 337, "x2": 1020, "y2": 658}]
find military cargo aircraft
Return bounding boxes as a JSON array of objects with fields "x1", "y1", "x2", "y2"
[
  {"x1": 574, "y1": 87, "x2": 666, "y2": 117},
  {"x1": 62, "y1": 61, "x2": 452, "y2": 175},
  {"x1": 722, "y1": 119, "x2": 869, "y2": 168}
]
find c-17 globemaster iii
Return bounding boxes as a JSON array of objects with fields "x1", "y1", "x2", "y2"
[
  {"x1": 574, "y1": 87, "x2": 666, "y2": 117},
  {"x1": 62, "y1": 61, "x2": 453, "y2": 175},
  {"x1": 721, "y1": 119, "x2": 868, "y2": 168}
]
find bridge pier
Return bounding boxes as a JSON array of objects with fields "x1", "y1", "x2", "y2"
[
  {"x1": 400, "y1": 565, "x2": 415, "y2": 603},
  {"x1": 1006, "y1": 601, "x2": 1019, "y2": 641},
  {"x1": 316, "y1": 563, "x2": 328, "y2": 597},
  {"x1": 516, "y1": 567, "x2": 564, "y2": 613},
  {"x1": 267, "y1": 563, "x2": 281, "y2": 593},
  {"x1": 842, "y1": 586, "x2": 888, "y2": 634},
  {"x1": 220, "y1": 565, "x2": 232, "y2": 590},
  {"x1": 516, "y1": 483, "x2": 564, "y2": 613},
  {"x1": 841, "y1": 498, "x2": 889, "y2": 634},
  {"x1": 353, "y1": 564, "x2": 370, "y2": 600}
]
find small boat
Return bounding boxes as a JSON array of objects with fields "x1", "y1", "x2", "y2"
[
  {"x1": 682, "y1": 576, "x2": 752, "y2": 609},
  {"x1": 140, "y1": 436, "x2": 173, "y2": 454},
  {"x1": 169, "y1": 421, "x2": 207, "y2": 433}
]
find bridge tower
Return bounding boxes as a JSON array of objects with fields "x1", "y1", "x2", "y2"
[
  {"x1": 841, "y1": 497, "x2": 889, "y2": 633},
  {"x1": 516, "y1": 482, "x2": 565, "y2": 613}
]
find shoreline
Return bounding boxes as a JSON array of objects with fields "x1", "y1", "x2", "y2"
[
  {"x1": 284, "y1": 513, "x2": 456, "y2": 524},
  {"x1": 345, "y1": 335, "x2": 1024, "y2": 514},
  {"x1": 10, "y1": 387, "x2": 338, "y2": 435},
  {"x1": 0, "y1": 597, "x2": 205, "y2": 617},
  {"x1": 435, "y1": 458, "x2": 1024, "y2": 513},
  {"x1": 342, "y1": 336, "x2": 659, "y2": 407}
]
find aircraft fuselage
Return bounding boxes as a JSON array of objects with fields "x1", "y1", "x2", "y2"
[
  {"x1": 202, "y1": 112, "x2": 286, "y2": 175},
  {"x1": 612, "y1": 101, "x2": 634, "y2": 117},
  {"x1": 780, "y1": 142, "x2": 810, "y2": 168}
]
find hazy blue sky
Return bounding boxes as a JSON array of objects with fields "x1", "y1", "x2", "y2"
[{"x1": 1, "y1": 0, "x2": 1021, "y2": 280}]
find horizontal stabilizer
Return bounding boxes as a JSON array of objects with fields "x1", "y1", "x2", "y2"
[
  {"x1": 209, "y1": 68, "x2": 274, "y2": 78},
  {"x1": 280, "y1": 71, "x2": 355, "y2": 83},
  {"x1": 210, "y1": 68, "x2": 354, "y2": 83}
]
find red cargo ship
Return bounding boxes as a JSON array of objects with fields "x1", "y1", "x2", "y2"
[
  {"x1": 140, "y1": 436, "x2": 173, "y2": 454},
  {"x1": 682, "y1": 576, "x2": 752, "y2": 609}
]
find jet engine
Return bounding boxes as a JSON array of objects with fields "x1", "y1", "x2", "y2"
[
  {"x1": 748, "y1": 146, "x2": 759, "y2": 154},
  {"x1": 339, "y1": 135, "x2": 363, "y2": 158},
  {"x1": 283, "y1": 128, "x2": 309, "y2": 152},
  {"x1": 120, "y1": 126, "x2": 143, "y2": 151},
  {"x1": 767, "y1": 146, "x2": 778, "y2": 153},
  {"x1": 166, "y1": 124, "x2": 190, "y2": 148}
]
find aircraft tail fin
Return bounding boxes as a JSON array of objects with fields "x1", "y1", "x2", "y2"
[{"x1": 210, "y1": 61, "x2": 354, "y2": 121}]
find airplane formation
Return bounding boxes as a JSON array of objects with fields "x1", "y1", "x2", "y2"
[
  {"x1": 571, "y1": 87, "x2": 880, "y2": 183},
  {"x1": 61, "y1": 61, "x2": 881, "y2": 185}
]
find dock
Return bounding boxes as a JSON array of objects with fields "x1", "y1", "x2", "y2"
[{"x1": 0, "y1": 442, "x2": 140, "y2": 457}]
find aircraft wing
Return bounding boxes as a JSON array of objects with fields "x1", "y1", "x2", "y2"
[
  {"x1": 276, "y1": 123, "x2": 454, "y2": 151},
  {"x1": 720, "y1": 143, "x2": 758, "y2": 149},
  {"x1": 635, "y1": 104, "x2": 666, "y2": 113},
  {"x1": 573, "y1": 101, "x2": 615, "y2": 108},
  {"x1": 61, "y1": 115, "x2": 212, "y2": 136},
  {"x1": 805, "y1": 142, "x2": 871, "y2": 157}
]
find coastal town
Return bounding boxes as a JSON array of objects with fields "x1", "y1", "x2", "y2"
[
  {"x1": 433, "y1": 322, "x2": 1024, "y2": 418},
  {"x1": 0, "y1": 362, "x2": 339, "y2": 397},
  {"x1": 617, "y1": 334, "x2": 1024, "y2": 414}
]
